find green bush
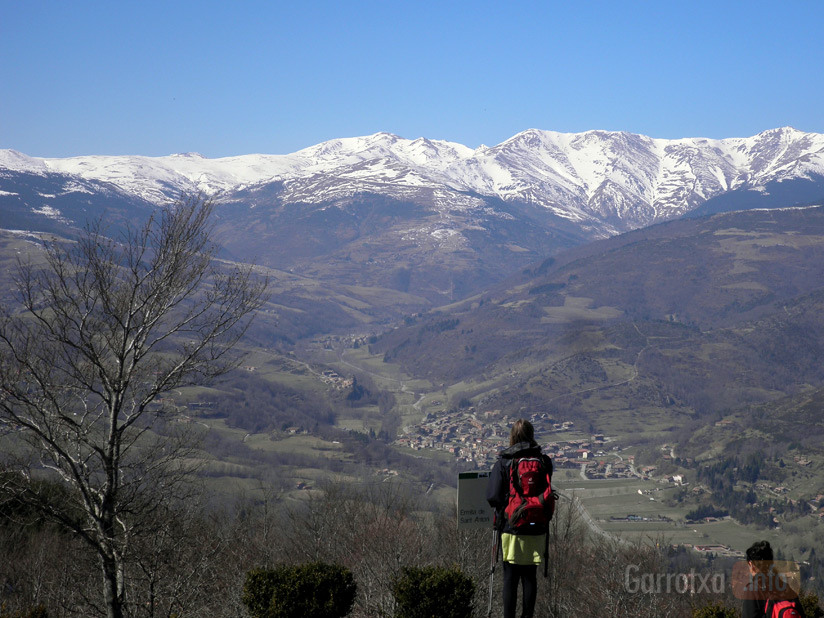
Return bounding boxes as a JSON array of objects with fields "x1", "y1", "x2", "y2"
[
  {"x1": 242, "y1": 563, "x2": 356, "y2": 618},
  {"x1": 801, "y1": 592, "x2": 824, "y2": 618},
  {"x1": 392, "y1": 566, "x2": 474, "y2": 618}
]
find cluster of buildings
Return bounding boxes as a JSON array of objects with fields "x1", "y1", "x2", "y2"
[
  {"x1": 394, "y1": 408, "x2": 628, "y2": 475},
  {"x1": 581, "y1": 459, "x2": 636, "y2": 479},
  {"x1": 319, "y1": 369, "x2": 353, "y2": 389},
  {"x1": 692, "y1": 544, "x2": 742, "y2": 557},
  {"x1": 393, "y1": 408, "x2": 510, "y2": 466}
]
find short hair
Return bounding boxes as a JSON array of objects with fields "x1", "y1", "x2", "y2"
[
  {"x1": 746, "y1": 540, "x2": 773, "y2": 563},
  {"x1": 510, "y1": 419, "x2": 535, "y2": 446}
]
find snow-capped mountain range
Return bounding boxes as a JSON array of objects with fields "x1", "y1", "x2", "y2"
[{"x1": 3, "y1": 126, "x2": 824, "y2": 234}]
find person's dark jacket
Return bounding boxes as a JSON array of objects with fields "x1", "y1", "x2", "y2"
[
  {"x1": 742, "y1": 598, "x2": 766, "y2": 618},
  {"x1": 486, "y1": 441, "x2": 553, "y2": 535}
]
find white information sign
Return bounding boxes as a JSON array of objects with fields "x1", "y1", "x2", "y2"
[{"x1": 457, "y1": 470, "x2": 494, "y2": 530}]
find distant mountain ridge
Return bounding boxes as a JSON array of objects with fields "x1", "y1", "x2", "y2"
[
  {"x1": 3, "y1": 127, "x2": 824, "y2": 234},
  {"x1": 3, "y1": 127, "x2": 824, "y2": 315}
]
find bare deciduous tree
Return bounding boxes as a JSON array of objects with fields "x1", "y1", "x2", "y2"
[{"x1": 0, "y1": 195, "x2": 267, "y2": 618}]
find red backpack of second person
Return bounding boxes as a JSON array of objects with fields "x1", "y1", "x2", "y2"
[{"x1": 766, "y1": 598, "x2": 806, "y2": 618}]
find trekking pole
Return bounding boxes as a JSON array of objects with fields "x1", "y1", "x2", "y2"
[
  {"x1": 543, "y1": 528, "x2": 549, "y2": 578},
  {"x1": 487, "y1": 520, "x2": 501, "y2": 618},
  {"x1": 544, "y1": 490, "x2": 559, "y2": 578}
]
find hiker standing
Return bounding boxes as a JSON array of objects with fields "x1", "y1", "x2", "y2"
[
  {"x1": 742, "y1": 540, "x2": 806, "y2": 618},
  {"x1": 743, "y1": 540, "x2": 772, "y2": 618},
  {"x1": 486, "y1": 419, "x2": 555, "y2": 618}
]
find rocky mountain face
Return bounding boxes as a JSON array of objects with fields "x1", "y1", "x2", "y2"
[
  {"x1": 2, "y1": 127, "x2": 824, "y2": 319},
  {"x1": 4, "y1": 126, "x2": 823, "y2": 227}
]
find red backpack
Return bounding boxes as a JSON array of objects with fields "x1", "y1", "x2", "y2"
[
  {"x1": 766, "y1": 599, "x2": 806, "y2": 618},
  {"x1": 504, "y1": 455, "x2": 554, "y2": 532}
]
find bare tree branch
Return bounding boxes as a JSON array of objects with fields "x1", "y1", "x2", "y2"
[{"x1": 0, "y1": 194, "x2": 267, "y2": 618}]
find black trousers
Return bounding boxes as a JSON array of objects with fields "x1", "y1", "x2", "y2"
[{"x1": 502, "y1": 561, "x2": 538, "y2": 618}]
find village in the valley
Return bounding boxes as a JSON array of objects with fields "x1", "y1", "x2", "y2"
[
  {"x1": 307, "y1": 338, "x2": 649, "y2": 482},
  {"x1": 237, "y1": 351, "x2": 823, "y2": 560},
  {"x1": 393, "y1": 406, "x2": 639, "y2": 480}
]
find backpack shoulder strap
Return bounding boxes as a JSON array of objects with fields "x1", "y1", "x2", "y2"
[
  {"x1": 542, "y1": 453, "x2": 554, "y2": 478},
  {"x1": 508, "y1": 456, "x2": 525, "y2": 496}
]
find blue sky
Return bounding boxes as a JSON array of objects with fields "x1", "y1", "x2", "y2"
[{"x1": 2, "y1": 1, "x2": 822, "y2": 158}]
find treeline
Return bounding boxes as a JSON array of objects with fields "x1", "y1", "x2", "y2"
[
  {"x1": 685, "y1": 505, "x2": 729, "y2": 521},
  {"x1": 698, "y1": 454, "x2": 762, "y2": 489},
  {"x1": 0, "y1": 478, "x2": 782, "y2": 618},
  {"x1": 693, "y1": 454, "x2": 812, "y2": 528},
  {"x1": 194, "y1": 369, "x2": 397, "y2": 438},
  {"x1": 202, "y1": 372, "x2": 337, "y2": 433}
]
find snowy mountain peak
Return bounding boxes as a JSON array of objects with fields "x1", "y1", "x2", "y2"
[
  {"x1": 2, "y1": 128, "x2": 824, "y2": 231},
  {"x1": 169, "y1": 152, "x2": 207, "y2": 159},
  {"x1": 0, "y1": 149, "x2": 48, "y2": 173}
]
